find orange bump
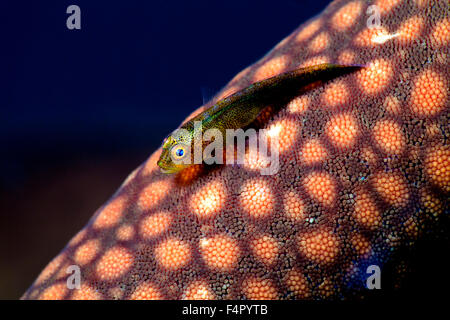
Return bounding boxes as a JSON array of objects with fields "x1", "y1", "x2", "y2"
[
  {"x1": 372, "y1": 172, "x2": 409, "y2": 207},
  {"x1": 240, "y1": 179, "x2": 274, "y2": 218},
  {"x1": 116, "y1": 224, "x2": 135, "y2": 241},
  {"x1": 321, "y1": 80, "x2": 349, "y2": 109},
  {"x1": 253, "y1": 55, "x2": 288, "y2": 82},
  {"x1": 410, "y1": 69, "x2": 447, "y2": 116},
  {"x1": 183, "y1": 281, "x2": 215, "y2": 300},
  {"x1": 325, "y1": 113, "x2": 358, "y2": 149},
  {"x1": 242, "y1": 277, "x2": 278, "y2": 300},
  {"x1": 155, "y1": 238, "x2": 191, "y2": 271},
  {"x1": 298, "y1": 229, "x2": 340, "y2": 264},
  {"x1": 244, "y1": 142, "x2": 272, "y2": 171},
  {"x1": 199, "y1": 234, "x2": 240, "y2": 271},
  {"x1": 431, "y1": 18, "x2": 450, "y2": 46},
  {"x1": 130, "y1": 281, "x2": 163, "y2": 300},
  {"x1": 140, "y1": 211, "x2": 172, "y2": 239},
  {"x1": 93, "y1": 196, "x2": 126, "y2": 229},
  {"x1": 284, "y1": 269, "x2": 310, "y2": 298},
  {"x1": 74, "y1": 239, "x2": 100, "y2": 266},
  {"x1": 396, "y1": 16, "x2": 424, "y2": 44},
  {"x1": 39, "y1": 283, "x2": 68, "y2": 300},
  {"x1": 384, "y1": 96, "x2": 401, "y2": 114},
  {"x1": 287, "y1": 95, "x2": 309, "y2": 114},
  {"x1": 54, "y1": 262, "x2": 73, "y2": 282},
  {"x1": 361, "y1": 146, "x2": 377, "y2": 165},
  {"x1": 295, "y1": 19, "x2": 322, "y2": 42},
  {"x1": 404, "y1": 216, "x2": 420, "y2": 239},
  {"x1": 421, "y1": 188, "x2": 444, "y2": 218},
  {"x1": 308, "y1": 32, "x2": 329, "y2": 53},
  {"x1": 374, "y1": 0, "x2": 402, "y2": 14},
  {"x1": 190, "y1": 181, "x2": 226, "y2": 219},
  {"x1": 357, "y1": 59, "x2": 392, "y2": 95},
  {"x1": 283, "y1": 188, "x2": 306, "y2": 221},
  {"x1": 331, "y1": 1, "x2": 363, "y2": 31},
  {"x1": 138, "y1": 180, "x2": 172, "y2": 210},
  {"x1": 267, "y1": 118, "x2": 298, "y2": 153},
  {"x1": 251, "y1": 235, "x2": 279, "y2": 266},
  {"x1": 372, "y1": 120, "x2": 405, "y2": 154},
  {"x1": 300, "y1": 139, "x2": 328, "y2": 165},
  {"x1": 338, "y1": 50, "x2": 355, "y2": 65},
  {"x1": 68, "y1": 229, "x2": 87, "y2": 247},
  {"x1": 303, "y1": 172, "x2": 336, "y2": 206},
  {"x1": 425, "y1": 144, "x2": 450, "y2": 192},
  {"x1": 96, "y1": 246, "x2": 133, "y2": 281},
  {"x1": 72, "y1": 284, "x2": 102, "y2": 300},
  {"x1": 351, "y1": 233, "x2": 371, "y2": 257},
  {"x1": 318, "y1": 278, "x2": 334, "y2": 298},
  {"x1": 354, "y1": 190, "x2": 381, "y2": 229}
]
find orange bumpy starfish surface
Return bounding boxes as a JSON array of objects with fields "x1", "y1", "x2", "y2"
[{"x1": 23, "y1": 0, "x2": 449, "y2": 300}]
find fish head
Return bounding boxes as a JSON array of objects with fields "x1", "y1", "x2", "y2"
[{"x1": 157, "y1": 131, "x2": 192, "y2": 174}]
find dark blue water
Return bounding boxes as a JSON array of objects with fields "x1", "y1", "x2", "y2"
[{"x1": 1, "y1": 0, "x2": 329, "y2": 164}]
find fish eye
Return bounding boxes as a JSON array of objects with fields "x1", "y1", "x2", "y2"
[{"x1": 170, "y1": 144, "x2": 187, "y2": 161}]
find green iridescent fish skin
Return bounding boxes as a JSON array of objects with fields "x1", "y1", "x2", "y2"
[{"x1": 157, "y1": 63, "x2": 362, "y2": 173}]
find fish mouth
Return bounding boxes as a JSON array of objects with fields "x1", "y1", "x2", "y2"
[
  {"x1": 157, "y1": 161, "x2": 179, "y2": 174},
  {"x1": 160, "y1": 167, "x2": 178, "y2": 174}
]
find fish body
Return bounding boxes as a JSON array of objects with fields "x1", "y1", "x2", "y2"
[{"x1": 157, "y1": 63, "x2": 362, "y2": 173}]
